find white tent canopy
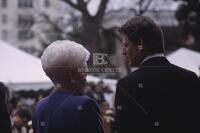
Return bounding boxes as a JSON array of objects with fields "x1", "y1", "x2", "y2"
[
  {"x1": 0, "y1": 40, "x2": 52, "y2": 91},
  {"x1": 167, "y1": 48, "x2": 200, "y2": 76}
]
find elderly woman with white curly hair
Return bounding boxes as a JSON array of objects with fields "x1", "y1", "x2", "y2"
[{"x1": 32, "y1": 40, "x2": 104, "y2": 133}]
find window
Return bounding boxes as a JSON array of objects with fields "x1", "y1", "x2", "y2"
[
  {"x1": 45, "y1": 0, "x2": 50, "y2": 7},
  {"x1": 2, "y1": 0, "x2": 7, "y2": 8},
  {"x1": 18, "y1": 14, "x2": 34, "y2": 28},
  {"x1": 18, "y1": 0, "x2": 32, "y2": 8},
  {"x1": 18, "y1": 30, "x2": 34, "y2": 40},
  {"x1": 2, "y1": 30, "x2": 8, "y2": 40},
  {"x1": 18, "y1": 14, "x2": 34, "y2": 40},
  {"x1": 2, "y1": 14, "x2": 7, "y2": 24}
]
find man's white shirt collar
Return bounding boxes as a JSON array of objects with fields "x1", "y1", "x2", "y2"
[
  {"x1": 141, "y1": 53, "x2": 165, "y2": 65},
  {"x1": 130, "y1": 53, "x2": 165, "y2": 72}
]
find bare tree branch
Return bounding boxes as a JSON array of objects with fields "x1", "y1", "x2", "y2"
[
  {"x1": 85, "y1": 0, "x2": 91, "y2": 5},
  {"x1": 62, "y1": 0, "x2": 90, "y2": 16},
  {"x1": 40, "y1": 13, "x2": 65, "y2": 34},
  {"x1": 77, "y1": 0, "x2": 86, "y2": 8},
  {"x1": 96, "y1": 0, "x2": 109, "y2": 21},
  {"x1": 62, "y1": 0, "x2": 83, "y2": 12},
  {"x1": 137, "y1": 0, "x2": 152, "y2": 15},
  {"x1": 77, "y1": 0, "x2": 90, "y2": 15}
]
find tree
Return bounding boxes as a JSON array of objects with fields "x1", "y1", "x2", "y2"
[
  {"x1": 62, "y1": 0, "x2": 109, "y2": 53},
  {"x1": 175, "y1": 0, "x2": 200, "y2": 50}
]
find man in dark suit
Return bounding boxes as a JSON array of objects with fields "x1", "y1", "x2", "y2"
[
  {"x1": 115, "y1": 16, "x2": 200, "y2": 133},
  {"x1": 32, "y1": 40, "x2": 104, "y2": 133},
  {"x1": 0, "y1": 82, "x2": 12, "y2": 133}
]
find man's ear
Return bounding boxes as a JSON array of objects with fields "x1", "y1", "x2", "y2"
[{"x1": 137, "y1": 39, "x2": 144, "y2": 51}]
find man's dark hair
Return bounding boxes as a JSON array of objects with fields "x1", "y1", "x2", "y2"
[
  {"x1": 15, "y1": 106, "x2": 32, "y2": 121},
  {"x1": 118, "y1": 16, "x2": 165, "y2": 54}
]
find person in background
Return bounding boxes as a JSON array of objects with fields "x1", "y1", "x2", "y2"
[
  {"x1": 115, "y1": 16, "x2": 200, "y2": 133},
  {"x1": 32, "y1": 40, "x2": 104, "y2": 133},
  {"x1": 12, "y1": 106, "x2": 32, "y2": 133},
  {"x1": 100, "y1": 101, "x2": 115, "y2": 133},
  {"x1": 0, "y1": 82, "x2": 12, "y2": 133},
  {"x1": 88, "y1": 81, "x2": 105, "y2": 105}
]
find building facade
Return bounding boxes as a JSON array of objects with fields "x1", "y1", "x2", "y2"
[{"x1": 0, "y1": 0, "x2": 61, "y2": 56}]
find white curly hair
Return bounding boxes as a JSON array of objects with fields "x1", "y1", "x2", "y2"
[{"x1": 41, "y1": 40, "x2": 90, "y2": 74}]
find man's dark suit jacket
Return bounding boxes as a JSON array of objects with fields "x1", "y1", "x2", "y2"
[
  {"x1": 0, "y1": 82, "x2": 12, "y2": 133},
  {"x1": 33, "y1": 90, "x2": 104, "y2": 133},
  {"x1": 115, "y1": 57, "x2": 200, "y2": 133}
]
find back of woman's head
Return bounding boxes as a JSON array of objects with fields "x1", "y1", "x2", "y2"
[{"x1": 41, "y1": 40, "x2": 90, "y2": 89}]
